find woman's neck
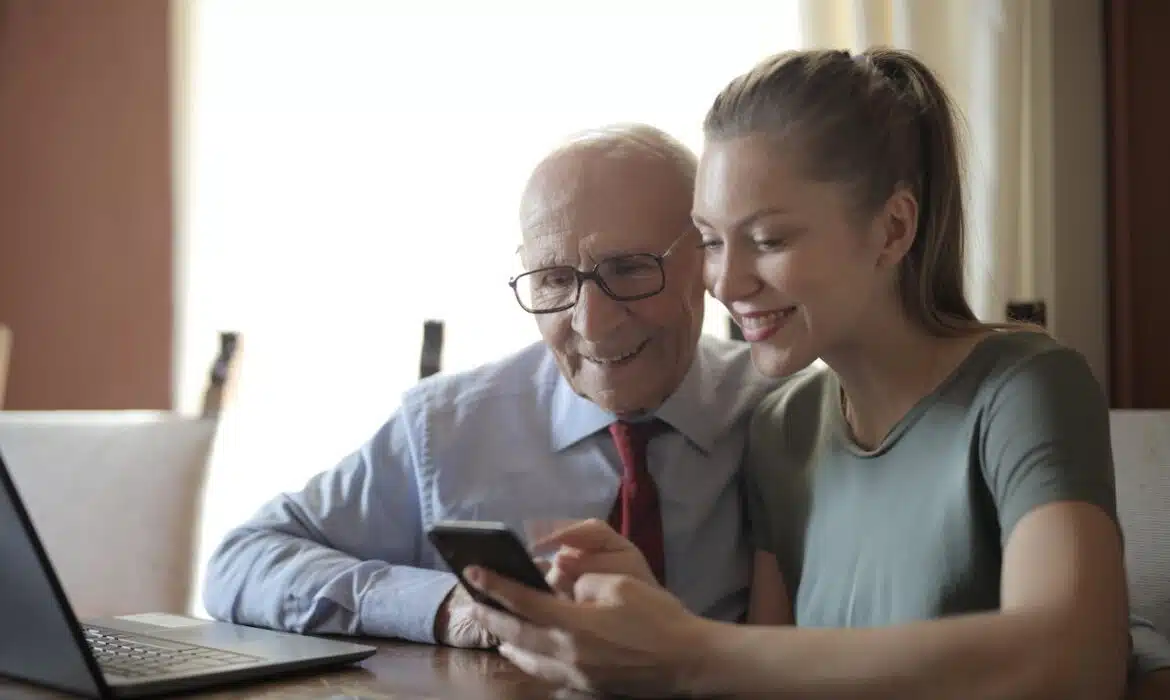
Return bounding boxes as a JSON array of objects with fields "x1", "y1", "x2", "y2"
[{"x1": 824, "y1": 310, "x2": 988, "y2": 450}]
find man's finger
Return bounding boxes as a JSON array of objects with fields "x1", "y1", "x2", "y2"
[
  {"x1": 470, "y1": 603, "x2": 560, "y2": 658},
  {"x1": 532, "y1": 518, "x2": 626, "y2": 553},
  {"x1": 479, "y1": 626, "x2": 501, "y2": 649},
  {"x1": 464, "y1": 566, "x2": 570, "y2": 627}
]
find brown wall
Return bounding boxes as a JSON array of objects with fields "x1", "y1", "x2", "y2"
[
  {"x1": 1106, "y1": 0, "x2": 1170, "y2": 408},
  {"x1": 0, "y1": 0, "x2": 173, "y2": 410}
]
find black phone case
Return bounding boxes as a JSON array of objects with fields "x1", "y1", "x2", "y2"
[{"x1": 426, "y1": 524, "x2": 552, "y2": 613}]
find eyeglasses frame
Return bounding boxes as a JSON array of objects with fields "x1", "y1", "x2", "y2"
[{"x1": 508, "y1": 229, "x2": 695, "y2": 315}]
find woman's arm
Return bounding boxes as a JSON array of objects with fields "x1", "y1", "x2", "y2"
[
  {"x1": 687, "y1": 499, "x2": 1129, "y2": 700},
  {"x1": 467, "y1": 500, "x2": 1126, "y2": 699},
  {"x1": 747, "y1": 550, "x2": 792, "y2": 625}
]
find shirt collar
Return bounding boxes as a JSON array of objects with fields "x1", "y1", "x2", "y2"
[{"x1": 549, "y1": 345, "x2": 717, "y2": 454}]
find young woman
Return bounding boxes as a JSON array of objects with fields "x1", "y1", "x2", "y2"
[{"x1": 465, "y1": 48, "x2": 1142, "y2": 699}]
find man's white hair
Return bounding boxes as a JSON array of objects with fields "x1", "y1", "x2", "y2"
[
  {"x1": 552, "y1": 122, "x2": 698, "y2": 190},
  {"x1": 517, "y1": 123, "x2": 698, "y2": 245}
]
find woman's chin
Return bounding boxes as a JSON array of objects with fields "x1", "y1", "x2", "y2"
[{"x1": 749, "y1": 342, "x2": 817, "y2": 379}]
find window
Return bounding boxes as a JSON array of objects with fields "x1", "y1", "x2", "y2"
[{"x1": 176, "y1": 0, "x2": 801, "y2": 509}]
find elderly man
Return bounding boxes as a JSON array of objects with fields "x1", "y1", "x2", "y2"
[{"x1": 201, "y1": 124, "x2": 776, "y2": 648}]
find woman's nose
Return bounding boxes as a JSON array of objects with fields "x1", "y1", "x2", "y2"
[{"x1": 707, "y1": 246, "x2": 759, "y2": 305}]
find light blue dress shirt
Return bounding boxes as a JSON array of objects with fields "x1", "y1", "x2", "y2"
[{"x1": 202, "y1": 335, "x2": 778, "y2": 644}]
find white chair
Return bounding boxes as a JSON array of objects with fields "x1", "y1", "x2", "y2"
[
  {"x1": 0, "y1": 412, "x2": 217, "y2": 617},
  {"x1": 0, "y1": 333, "x2": 242, "y2": 618}
]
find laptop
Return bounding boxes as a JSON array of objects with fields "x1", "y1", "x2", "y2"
[{"x1": 0, "y1": 449, "x2": 376, "y2": 698}]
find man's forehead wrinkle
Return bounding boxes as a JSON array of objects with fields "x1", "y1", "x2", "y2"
[
  {"x1": 519, "y1": 209, "x2": 577, "y2": 272},
  {"x1": 520, "y1": 192, "x2": 574, "y2": 234},
  {"x1": 518, "y1": 230, "x2": 565, "y2": 268},
  {"x1": 519, "y1": 230, "x2": 604, "y2": 270}
]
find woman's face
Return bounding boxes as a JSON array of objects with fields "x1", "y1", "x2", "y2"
[{"x1": 693, "y1": 134, "x2": 907, "y2": 378}]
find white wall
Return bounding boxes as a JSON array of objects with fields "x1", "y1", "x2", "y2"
[{"x1": 1033, "y1": 0, "x2": 1109, "y2": 389}]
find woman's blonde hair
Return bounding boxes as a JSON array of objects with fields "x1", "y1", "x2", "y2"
[{"x1": 704, "y1": 47, "x2": 994, "y2": 336}]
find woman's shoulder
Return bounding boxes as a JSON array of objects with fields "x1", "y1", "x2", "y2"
[
  {"x1": 953, "y1": 330, "x2": 1102, "y2": 409},
  {"x1": 747, "y1": 363, "x2": 836, "y2": 456},
  {"x1": 753, "y1": 363, "x2": 833, "y2": 416}
]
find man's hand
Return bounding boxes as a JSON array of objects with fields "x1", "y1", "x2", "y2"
[
  {"x1": 433, "y1": 584, "x2": 498, "y2": 648},
  {"x1": 537, "y1": 519, "x2": 658, "y2": 596}
]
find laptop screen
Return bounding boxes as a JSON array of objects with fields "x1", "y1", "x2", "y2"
[{"x1": 0, "y1": 450, "x2": 107, "y2": 697}]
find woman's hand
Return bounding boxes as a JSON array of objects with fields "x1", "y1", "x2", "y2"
[
  {"x1": 536, "y1": 518, "x2": 659, "y2": 595},
  {"x1": 465, "y1": 566, "x2": 713, "y2": 697}
]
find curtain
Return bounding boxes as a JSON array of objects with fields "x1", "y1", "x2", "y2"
[
  {"x1": 173, "y1": 0, "x2": 802, "y2": 616},
  {"x1": 799, "y1": 0, "x2": 1053, "y2": 324}
]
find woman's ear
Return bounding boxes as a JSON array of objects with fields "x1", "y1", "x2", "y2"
[{"x1": 874, "y1": 187, "x2": 919, "y2": 269}]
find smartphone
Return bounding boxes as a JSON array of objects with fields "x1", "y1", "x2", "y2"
[{"x1": 426, "y1": 520, "x2": 554, "y2": 612}]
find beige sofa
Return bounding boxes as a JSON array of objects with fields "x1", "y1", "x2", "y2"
[{"x1": 1112, "y1": 411, "x2": 1170, "y2": 635}]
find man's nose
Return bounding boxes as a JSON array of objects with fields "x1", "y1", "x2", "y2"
[{"x1": 571, "y1": 280, "x2": 625, "y2": 341}]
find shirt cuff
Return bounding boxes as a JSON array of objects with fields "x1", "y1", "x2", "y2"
[
  {"x1": 357, "y1": 568, "x2": 459, "y2": 644},
  {"x1": 1131, "y1": 619, "x2": 1170, "y2": 677}
]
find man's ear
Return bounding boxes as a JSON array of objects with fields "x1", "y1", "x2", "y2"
[{"x1": 874, "y1": 187, "x2": 919, "y2": 269}]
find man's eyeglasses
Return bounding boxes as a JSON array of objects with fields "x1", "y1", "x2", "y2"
[{"x1": 509, "y1": 230, "x2": 693, "y2": 314}]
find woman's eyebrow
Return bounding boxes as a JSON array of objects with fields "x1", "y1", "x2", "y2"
[{"x1": 693, "y1": 207, "x2": 791, "y2": 234}]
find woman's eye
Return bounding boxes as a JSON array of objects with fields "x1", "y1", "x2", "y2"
[
  {"x1": 698, "y1": 238, "x2": 722, "y2": 250},
  {"x1": 753, "y1": 238, "x2": 785, "y2": 251}
]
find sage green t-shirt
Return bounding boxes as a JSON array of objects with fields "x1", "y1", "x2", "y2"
[{"x1": 745, "y1": 331, "x2": 1118, "y2": 627}]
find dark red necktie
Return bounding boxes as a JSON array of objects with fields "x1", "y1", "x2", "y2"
[{"x1": 607, "y1": 419, "x2": 667, "y2": 585}]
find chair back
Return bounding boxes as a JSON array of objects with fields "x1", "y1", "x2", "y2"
[
  {"x1": 0, "y1": 332, "x2": 242, "y2": 617},
  {"x1": 0, "y1": 412, "x2": 217, "y2": 617},
  {"x1": 0, "y1": 324, "x2": 11, "y2": 408}
]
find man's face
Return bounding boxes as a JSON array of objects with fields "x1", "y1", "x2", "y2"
[{"x1": 519, "y1": 149, "x2": 704, "y2": 416}]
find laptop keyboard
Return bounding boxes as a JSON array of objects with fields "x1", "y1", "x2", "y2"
[{"x1": 84, "y1": 626, "x2": 262, "y2": 679}]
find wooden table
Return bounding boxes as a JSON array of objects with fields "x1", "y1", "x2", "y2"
[{"x1": 0, "y1": 640, "x2": 594, "y2": 699}]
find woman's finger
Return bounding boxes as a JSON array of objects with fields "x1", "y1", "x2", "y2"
[
  {"x1": 544, "y1": 562, "x2": 578, "y2": 598},
  {"x1": 498, "y1": 643, "x2": 577, "y2": 688},
  {"x1": 570, "y1": 572, "x2": 627, "y2": 603},
  {"x1": 532, "y1": 518, "x2": 627, "y2": 554},
  {"x1": 464, "y1": 566, "x2": 572, "y2": 627},
  {"x1": 555, "y1": 550, "x2": 654, "y2": 585}
]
